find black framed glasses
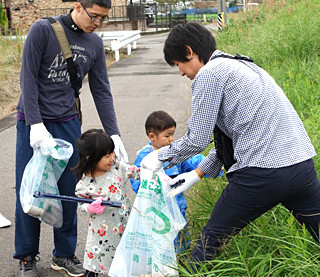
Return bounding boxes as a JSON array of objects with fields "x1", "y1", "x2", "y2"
[{"x1": 81, "y1": 3, "x2": 109, "y2": 23}]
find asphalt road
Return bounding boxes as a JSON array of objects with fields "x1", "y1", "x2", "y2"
[{"x1": 0, "y1": 23, "x2": 216, "y2": 276}]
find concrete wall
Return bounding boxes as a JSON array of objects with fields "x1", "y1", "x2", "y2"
[{"x1": 98, "y1": 18, "x2": 146, "y2": 32}]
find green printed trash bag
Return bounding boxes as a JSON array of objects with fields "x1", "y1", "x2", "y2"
[
  {"x1": 109, "y1": 168, "x2": 186, "y2": 277},
  {"x1": 20, "y1": 139, "x2": 73, "y2": 228}
]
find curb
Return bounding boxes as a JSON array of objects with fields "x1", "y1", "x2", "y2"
[{"x1": 0, "y1": 112, "x2": 16, "y2": 133}]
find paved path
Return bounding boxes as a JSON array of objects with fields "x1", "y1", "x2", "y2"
[{"x1": 0, "y1": 23, "x2": 216, "y2": 276}]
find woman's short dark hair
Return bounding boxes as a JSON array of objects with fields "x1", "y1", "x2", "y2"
[
  {"x1": 145, "y1": 111, "x2": 176, "y2": 135},
  {"x1": 80, "y1": 0, "x2": 111, "y2": 9},
  {"x1": 164, "y1": 22, "x2": 216, "y2": 66},
  {"x1": 75, "y1": 129, "x2": 114, "y2": 180}
]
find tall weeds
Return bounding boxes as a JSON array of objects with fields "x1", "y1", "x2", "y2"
[
  {"x1": 0, "y1": 29, "x2": 25, "y2": 117},
  {"x1": 0, "y1": 28, "x2": 24, "y2": 67}
]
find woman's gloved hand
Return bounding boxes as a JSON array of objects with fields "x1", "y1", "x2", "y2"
[
  {"x1": 168, "y1": 170, "x2": 202, "y2": 198},
  {"x1": 87, "y1": 197, "x2": 106, "y2": 214}
]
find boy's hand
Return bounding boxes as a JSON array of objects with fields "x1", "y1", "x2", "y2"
[
  {"x1": 168, "y1": 170, "x2": 201, "y2": 198},
  {"x1": 140, "y1": 150, "x2": 164, "y2": 172},
  {"x1": 111, "y1": 135, "x2": 129, "y2": 163},
  {"x1": 87, "y1": 197, "x2": 106, "y2": 214}
]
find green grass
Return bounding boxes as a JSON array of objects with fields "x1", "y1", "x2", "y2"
[
  {"x1": 178, "y1": 0, "x2": 320, "y2": 275},
  {"x1": 154, "y1": 13, "x2": 217, "y2": 24},
  {"x1": 0, "y1": 28, "x2": 24, "y2": 70},
  {"x1": 187, "y1": 14, "x2": 218, "y2": 22},
  {"x1": 0, "y1": 28, "x2": 24, "y2": 115}
]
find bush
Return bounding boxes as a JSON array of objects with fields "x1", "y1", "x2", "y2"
[{"x1": 0, "y1": 4, "x2": 8, "y2": 29}]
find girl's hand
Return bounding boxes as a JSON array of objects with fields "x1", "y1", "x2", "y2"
[{"x1": 87, "y1": 197, "x2": 106, "y2": 214}]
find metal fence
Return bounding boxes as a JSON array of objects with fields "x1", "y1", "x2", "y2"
[{"x1": 39, "y1": 3, "x2": 203, "y2": 33}]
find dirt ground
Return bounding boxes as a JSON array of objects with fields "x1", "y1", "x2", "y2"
[{"x1": 0, "y1": 66, "x2": 20, "y2": 120}]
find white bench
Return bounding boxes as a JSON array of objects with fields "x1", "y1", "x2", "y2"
[{"x1": 96, "y1": 30, "x2": 141, "y2": 62}]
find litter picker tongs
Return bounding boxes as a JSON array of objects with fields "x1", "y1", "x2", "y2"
[
  {"x1": 170, "y1": 178, "x2": 185, "y2": 189},
  {"x1": 33, "y1": 191, "x2": 122, "y2": 208}
]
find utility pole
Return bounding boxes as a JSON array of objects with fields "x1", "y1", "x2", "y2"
[
  {"x1": 217, "y1": 0, "x2": 227, "y2": 30},
  {"x1": 243, "y1": 0, "x2": 247, "y2": 12}
]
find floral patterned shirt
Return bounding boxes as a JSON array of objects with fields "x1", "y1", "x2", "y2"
[{"x1": 75, "y1": 161, "x2": 140, "y2": 274}]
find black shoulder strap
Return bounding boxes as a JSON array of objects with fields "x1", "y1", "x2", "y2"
[
  {"x1": 210, "y1": 53, "x2": 254, "y2": 63},
  {"x1": 45, "y1": 17, "x2": 82, "y2": 97},
  {"x1": 214, "y1": 126, "x2": 236, "y2": 171},
  {"x1": 45, "y1": 17, "x2": 56, "y2": 24}
]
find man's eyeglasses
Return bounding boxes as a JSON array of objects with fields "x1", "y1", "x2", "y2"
[{"x1": 81, "y1": 3, "x2": 109, "y2": 23}]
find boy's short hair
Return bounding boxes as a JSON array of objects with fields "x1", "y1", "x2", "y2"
[
  {"x1": 80, "y1": 0, "x2": 111, "y2": 8},
  {"x1": 145, "y1": 111, "x2": 176, "y2": 135},
  {"x1": 163, "y1": 22, "x2": 216, "y2": 66}
]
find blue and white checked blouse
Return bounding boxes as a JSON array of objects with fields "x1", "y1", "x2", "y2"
[{"x1": 159, "y1": 50, "x2": 316, "y2": 177}]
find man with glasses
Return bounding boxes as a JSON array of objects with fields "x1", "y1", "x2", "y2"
[
  {"x1": 14, "y1": 1, "x2": 128, "y2": 276},
  {"x1": 81, "y1": 2, "x2": 109, "y2": 24}
]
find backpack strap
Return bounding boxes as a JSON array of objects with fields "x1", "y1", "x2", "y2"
[
  {"x1": 48, "y1": 18, "x2": 73, "y2": 61},
  {"x1": 45, "y1": 17, "x2": 82, "y2": 124},
  {"x1": 210, "y1": 53, "x2": 254, "y2": 63},
  {"x1": 45, "y1": 17, "x2": 81, "y2": 96}
]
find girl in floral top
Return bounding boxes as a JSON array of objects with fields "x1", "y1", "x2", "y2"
[{"x1": 74, "y1": 129, "x2": 140, "y2": 277}]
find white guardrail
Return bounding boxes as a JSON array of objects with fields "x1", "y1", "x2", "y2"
[
  {"x1": 96, "y1": 30, "x2": 141, "y2": 62},
  {"x1": 5, "y1": 30, "x2": 141, "y2": 63}
]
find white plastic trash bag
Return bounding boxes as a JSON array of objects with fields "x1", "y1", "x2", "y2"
[
  {"x1": 109, "y1": 168, "x2": 186, "y2": 277},
  {"x1": 20, "y1": 138, "x2": 73, "y2": 228}
]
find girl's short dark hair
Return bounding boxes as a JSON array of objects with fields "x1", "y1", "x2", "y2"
[
  {"x1": 75, "y1": 129, "x2": 114, "y2": 180},
  {"x1": 80, "y1": 0, "x2": 111, "y2": 9},
  {"x1": 145, "y1": 111, "x2": 176, "y2": 135},
  {"x1": 163, "y1": 22, "x2": 216, "y2": 66}
]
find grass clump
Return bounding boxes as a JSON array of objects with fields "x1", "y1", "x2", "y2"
[
  {"x1": 179, "y1": 0, "x2": 320, "y2": 275},
  {"x1": 0, "y1": 29, "x2": 24, "y2": 119}
]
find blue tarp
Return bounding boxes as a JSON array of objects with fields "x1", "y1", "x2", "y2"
[{"x1": 172, "y1": 6, "x2": 243, "y2": 15}]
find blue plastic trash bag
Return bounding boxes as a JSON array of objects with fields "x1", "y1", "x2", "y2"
[{"x1": 20, "y1": 138, "x2": 73, "y2": 228}]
